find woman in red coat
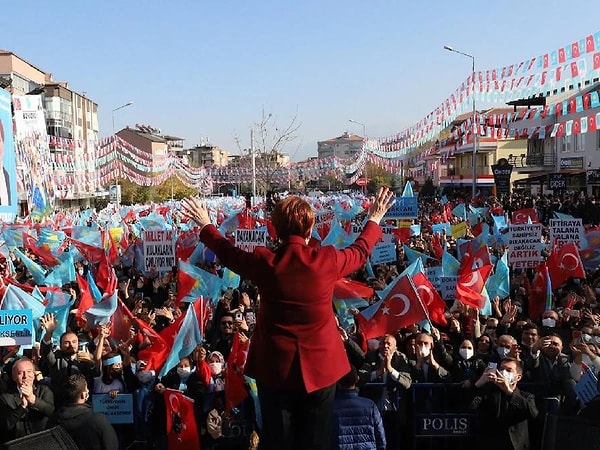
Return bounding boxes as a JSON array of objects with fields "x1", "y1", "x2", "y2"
[{"x1": 182, "y1": 187, "x2": 394, "y2": 450}]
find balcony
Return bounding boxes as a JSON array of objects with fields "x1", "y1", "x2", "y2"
[{"x1": 508, "y1": 152, "x2": 556, "y2": 172}]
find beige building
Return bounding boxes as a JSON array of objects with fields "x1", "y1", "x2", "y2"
[
  {"x1": 317, "y1": 132, "x2": 364, "y2": 159},
  {"x1": 0, "y1": 50, "x2": 100, "y2": 205},
  {"x1": 117, "y1": 126, "x2": 183, "y2": 173},
  {"x1": 187, "y1": 143, "x2": 229, "y2": 167}
]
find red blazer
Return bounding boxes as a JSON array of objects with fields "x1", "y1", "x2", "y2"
[{"x1": 199, "y1": 220, "x2": 382, "y2": 393}]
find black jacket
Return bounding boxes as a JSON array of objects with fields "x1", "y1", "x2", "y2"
[
  {"x1": 49, "y1": 403, "x2": 118, "y2": 450},
  {"x1": 0, "y1": 383, "x2": 54, "y2": 442}
]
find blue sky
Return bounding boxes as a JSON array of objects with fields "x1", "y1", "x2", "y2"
[{"x1": 3, "y1": 0, "x2": 600, "y2": 161}]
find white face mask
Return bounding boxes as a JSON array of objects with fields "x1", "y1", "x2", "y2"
[
  {"x1": 419, "y1": 346, "x2": 431, "y2": 358},
  {"x1": 496, "y1": 346, "x2": 511, "y2": 359},
  {"x1": 583, "y1": 333, "x2": 592, "y2": 343},
  {"x1": 459, "y1": 348, "x2": 474, "y2": 360},
  {"x1": 209, "y1": 362, "x2": 223, "y2": 376},
  {"x1": 542, "y1": 318, "x2": 556, "y2": 328},
  {"x1": 499, "y1": 369, "x2": 515, "y2": 385},
  {"x1": 78, "y1": 269, "x2": 84, "y2": 276},
  {"x1": 177, "y1": 367, "x2": 191, "y2": 378}
]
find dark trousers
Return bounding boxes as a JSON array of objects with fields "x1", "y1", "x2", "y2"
[{"x1": 257, "y1": 383, "x2": 336, "y2": 450}]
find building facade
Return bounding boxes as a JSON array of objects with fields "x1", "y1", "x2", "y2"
[{"x1": 317, "y1": 132, "x2": 363, "y2": 159}]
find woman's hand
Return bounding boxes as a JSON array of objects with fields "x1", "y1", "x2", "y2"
[
  {"x1": 181, "y1": 197, "x2": 211, "y2": 228},
  {"x1": 367, "y1": 187, "x2": 395, "y2": 223}
]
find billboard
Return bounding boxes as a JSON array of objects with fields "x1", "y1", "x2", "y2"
[{"x1": 0, "y1": 88, "x2": 18, "y2": 217}]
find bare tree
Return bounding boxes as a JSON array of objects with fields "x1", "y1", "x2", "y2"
[{"x1": 233, "y1": 108, "x2": 302, "y2": 194}]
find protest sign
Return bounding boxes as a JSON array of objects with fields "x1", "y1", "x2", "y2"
[
  {"x1": 450, "y1": 222, "x2": 467, "y2": 239},
  {"x1": 508, "y1": 223, "x2": 543, "y2": 269},
  {"x1": 0, "y1": 310, "x2": 33, "y2": 346},
  {"x1": 370, "y1": 243, "x2": 397, "y2": 265},
  {"x1": 549, "y1": 218, "x2": 584, "y2": 247},
  {"x1": 384, "y1": 197, "x2": 418, "y2": 219},
  {"x1": 92, "y1": 393, "x2": 134, "y2": 424},
  {"x1": 235, "y1": 228, "x2": 268, "y2": 252},
  {"x1": 143, "y1": 230, "x2": 176, "y2": 272},
  {"x1": 440, "y1": 276, "x2": 458, "y2": 301},
  {"x1": 574, "y1": 368, "x2": 599, "y2": 405}
]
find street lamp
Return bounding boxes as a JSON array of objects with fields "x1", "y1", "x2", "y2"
[
  {"x1": 348, "y1": 119, "x2": 368, "y2": 190},
  {"x1": 444, "y1": 45, "x2": 477, "y2": 199},
  {"x1": 111, "y1": 101, "x2": 133, "y2": 135},
  {"x1": 111, "y1": 101, "x2": 133, "y2": 208}
]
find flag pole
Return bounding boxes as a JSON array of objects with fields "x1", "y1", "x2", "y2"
[{"x1": 406, "y1": 275, "x2": 433, "y2": 331}]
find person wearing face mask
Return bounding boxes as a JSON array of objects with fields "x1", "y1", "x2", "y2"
[
  {"x1": 468, "y1": 358, "x2": 538, "y2": 450},
  {"x1": 49, "y1": 374, "x2": 118, "y2": 450},
  {"x1": 451, "y1": 339, "x2": 486, "y2": 385},
  {"x1": 493, "y1": 334, "x2": 520, "y2": 364},
  {"x1": 409, "y1": 332, "x2": 451, "y2": 383},
  {"x1": 206, "y1": 351, "x2": 226, "y2": 392}
]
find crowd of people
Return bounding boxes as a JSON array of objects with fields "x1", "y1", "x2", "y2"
[{"x1": 0, "y1": 187, "x2": 599, "y2": 450}]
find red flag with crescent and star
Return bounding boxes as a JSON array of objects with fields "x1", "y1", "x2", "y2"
[
  {"x1": 412, "y1": 272, "x2": 447, "y2": 326},
  {"x1": 547, "y1": 242, "x2": 586, "y2": 289},
  {"x1": 455, "y1": 265, "x2": 493, "y2": 309},
  {"x1": 225, "y1": 331, "x2": 250, "y2": 412},
  {"x1": 163, "y1": 389, "x2": 200, "y2": 450},
  {"x1": 511, "y1": 208, "x2": 539, "y2": 224},
  {"x1": 356, "y1": 275, "x2": 426, "y2": 340}
]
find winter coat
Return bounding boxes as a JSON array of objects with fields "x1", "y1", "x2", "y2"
[
  {"x1": 49, "y1": 403, "x2": 118, "y2": 450},
  {"x1": 331, "y1": 389, "x2": 386, "y2": 450}
]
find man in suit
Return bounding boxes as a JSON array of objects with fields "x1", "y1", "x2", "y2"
[
  {"x1": 182, "y1": 187, "x2": 395, "y2": 450},
  {"x1": 469, "y1": 357, "x2": 538, "y2": 450},
  {"x1": 409, "y1": 332, "x2": 451, "y2": 383},
  {"x1": 0, "y1": 357, "x2": 54, "y2": 442}
]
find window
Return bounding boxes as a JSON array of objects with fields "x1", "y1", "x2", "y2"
[
  {"x1": 575, "y1": 133, "x2": 586, "y2": 152},
  {"x1": 560, "y1": 136, "x2": 571, "y2": 153}
]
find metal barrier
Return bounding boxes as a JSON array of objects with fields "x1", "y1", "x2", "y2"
[{"x1": 410, "y1": 383, "x2": 476, "y2": 450}]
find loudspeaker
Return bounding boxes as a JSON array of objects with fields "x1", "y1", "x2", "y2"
[{"x1": 1, "y1": 426, "x2": 78, "y2": 450}]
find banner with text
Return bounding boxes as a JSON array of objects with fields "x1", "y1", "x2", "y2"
[
  {"x1": 384, "y1": 197, "x2": 418, "y2": 219},
  {"x1": 235, "y1": 228, "x2": 268, "y2": 252},
  {"x1": 0, "y1": 310, "x2": 33, "y2": 346},
  {"x1": 370, "y1": 243, "x2": 397, "y2": 265},
  {"x1": 508, "y1": 223, "x2": 543, "y2": 269},
  {"x1": 549, "y1": 218, "x2": 584, "y2": 247},
  {"x1": 143, "y1": 230, "x2": 176, "y2": 272}
]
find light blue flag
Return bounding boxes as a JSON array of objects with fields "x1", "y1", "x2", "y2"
[
  {"x1": 179, "y1": 260, "x2": 222, "y2": 304},
  {"x1": 188, "y1": 241, "x2": 206, "y2": 265},
  {"x1": 334, "y1": 297, "x2": 370, "y2": 329},
  {"x1": 86, "y1": 269, "x2": 103, "y2": 303},
  {"x1": 486, "y1": 253, "x2": 510, "y2": 300},
  {"x1": 244, "y1": 375, "x2": 262, "y2": 430},
  {"x1": 44, "y1": 252, "x2": 76, "y2": 287},
  {"x1": 441, "y1": 250, "x2": 460, "y2": 276},
  {"x1": 440, "y1": 195, "x2": 448, "y2": 205},
  {"x1": 2, "y1": 228, "x2": 25, "y2": 249},
  {"x1": 159, "y1": 304, "x2": 202, "y2": 378},
  {"x1": 322, "y1": 220, "x2": 354, "y2": 250},
  {"x1": 480, "y1": 286, "x2": 492, "y2": 316},
  {"x1": 1, "y1": 284, "x2": 46, "y2": 343},
  {"x1": 403, "y1": 244, "x2": 433, "y2": 265},
  {"x1": 83, "y1": 290, "x2": 118, "y2": 327},
  {"x1": 13, "y1": 248, "x2": 46, "y2": 285},
  {"x1": 217, "y1": 212, "x2": 240, "y2": 237},
  {"x1": 44, "y1": 300, "x2": 75, "y2": 344},
  {"x1": 452, "y1": 203, "x2": 467, "y2": 220},
  {"x1": 37, "y1": 229, "x2": 67, "y2": 255},
  {"x1": 221, "y1": 267, "x2": 241, "y2": 291},
  {"x1": 402, "y1": 181, "x2": 414, "y2": 197},
  {"x1": 333, "y1": 199, "x2": 363, "y2": 221},
  {"x1": 139, "y1": 213, "x2": 167, "y2": 231},
  {"x1": 410, "y1": 225, "x2": 421, "y2": 236},
  {"x1": 365, "y1": 259, "x2": 376, "y2": 278},
  {"x1": 554, "y1": 211, "x2": 575, "y2": 220},
  {"x1": 71, "y1": 226, "x2": 102, "y2": 247}
]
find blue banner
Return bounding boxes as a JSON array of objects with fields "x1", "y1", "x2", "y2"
[
  {"x1": 384, "y1": 197, "x2": 418, "y2": 219},
  {"x1": 92, "y1": 394, "x2": 134, "y2": 424},
  {"x1": 0, "y1": 309, "x2": 33, "y2": 346}
]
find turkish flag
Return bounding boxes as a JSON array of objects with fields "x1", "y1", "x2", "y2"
[
  {"x1": 69, "y1": 238, "x2": 106, "y2": 264},
  {"x1": 431, "y1": 233, "x2": 444, "y2": 260},
  {"x1": 110, "y1": 300, "x2": 135, "y2": 344},
  {"x1": 528, "y1": 263, "x2": 551, "y2": 320},
  {"x1": 412, "y1": 272, "x2": 447, "y2": 326},
  {"x1": 226, "y1": 332, "x2": 250, "y2": 412},
  {"x1": 511, "y1": 208, "x2": 539, "y2": 224},
  {"x1": 75, "y1": 273, "x2": 94, "y2": 321},
  {"x1": 456, "y1": 265, "x2": 493, "y2": 309},
  {"x1": 547, "y1": 242, "x2": 586, "y2": 289},
  {"x1": 136, "y1": 317, "x2": 169, "y2": 373},
  {"x1": 472, "y1": 245, "x2": 491, "y2": 269},
  {"x1": 334, "y1": 278, "x2": 374, "y2": 299},
  {"x1": 356, "y1": 275, "x2": 426, "y2": 340},
  {"x1": 163, "y1": 389, "x2": 200, "y2": 450},
  {"x1": 22, "y1": 232, "x2": 59, "y2": 267}
]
